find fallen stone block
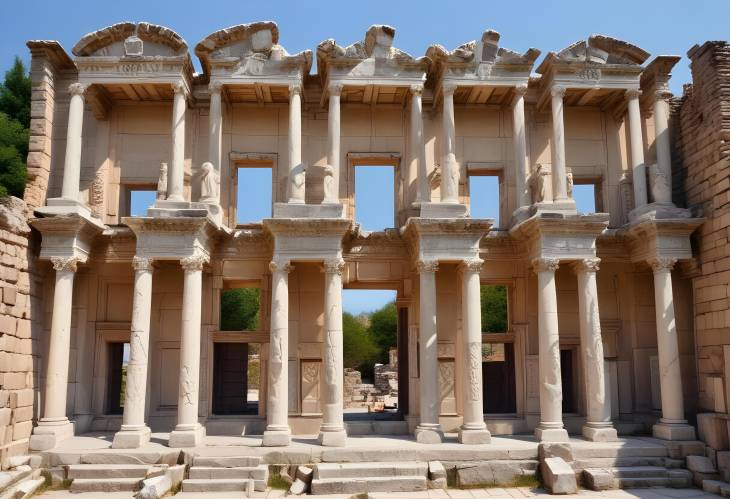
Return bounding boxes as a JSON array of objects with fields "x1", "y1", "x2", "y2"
[
  {"x1": 703, "y1": 479, "x2": 726, "y2": 494},
  {"x1": 582, "y1": 468, "x2": 616, "y2": 491},
  {"x1": 288, "y1": 477, "x2": 307, "y2": 495},
  {"x1": 687, "y1": 455, "x2": 721, "y2": 487},
  {"x1": 539, "y1": 443, "x2": 574, "y2": 462},
  {"x1": 541, "y1": 457, "x2": 577, "y2": 494},
  {"x1": 698, "y1": 413, "x2": 730, "y2": 450},
  {"x1": 135, "y1": 474, "x2": 171, "y2": 499}
]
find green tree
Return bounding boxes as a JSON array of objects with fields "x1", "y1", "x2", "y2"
[
  {"x1": 481, "y1": 284, "x2": 508, "y2": 333},
  {"x1": 220, "y1": 288, "x2": 260, "y2": 331},
  {"x1": 0, "y1": 57, "x2": 32, "y2": 128},
  {"x1": 0, "y1": 57, "x2": 30, "y2": 198},
  {"x1": 368, "y1": 302, "x2": 397, "y2": 364},
  {"x1": 342, "y1": 311, "x2": 379, "y2": 379}
]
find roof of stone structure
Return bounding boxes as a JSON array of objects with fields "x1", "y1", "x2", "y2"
[
  {"x1": 72, "y1": 22, "x2": 188, "y2": 57},
  {"x1": 426, "y1": 30, "x2": 540, "y2": 68},
  {"x1": 316, "y1": 25, "x2": 429, "y2": 82},
  {"x1": 26, "y1": 40, "x2": 75, "y2": 70},
  {"x1": 195, "y1": 21, "x2": 312, "y2": 76},
  {"x1": 537, "y1": 34, "x2": 649, "y2": 74}
]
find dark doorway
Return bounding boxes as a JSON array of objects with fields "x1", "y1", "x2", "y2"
[
  {"x1": 482, "y1": 342, "x2": 516, "y2": 414},
  {"x1": 397, "y1": 306, "x2": 409, "y2": 416},
  {"x1": 560, "y1": 349, "x2": 575, "y2": 413},
  {"x1": 106, "y1": 342, "x2": 129, "y2": 415},
  {"x1": 212, "y1": 343, "x2": 257, "y2": 415}
]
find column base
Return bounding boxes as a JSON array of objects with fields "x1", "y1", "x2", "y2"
[
  {"x1": 112, "y1": 425, "x2": 152, "y2": 449},
  {"x1": 147, "y1": 200, "x2": 210, "y2": 219},
  {"x1": 415, "y1": 425, "x2": 444, "y2": 444},
  {"x1": 168, "y1": 424, "x2": 205, "y2": 448},
  {"x1": 36, "y1": 197, "x2": 93, "y2": 219},
  {"x1": 272, "y1": 202, "x2": 344, "y2": 219},
  {"x1": 582, "y1": 424, "x2": 618, "y2": 442},
  {"x1": 652, "y1": 420, "x2": 696, "y2": 441},
  {"x1": 317, "y1": 428, "x2": 347, "y2": 447},
  {"x1": 457, "y1": 426, "x2": 491, "y2": 445},
  {"x1": 628, "y1": 202, "x2": 692, "y2": 223},
  {"x1": 262, "y1": 428, "x2": 291, "y2": 447},
  {"x1": 535, "y1": 425, "x2": 570, "y2": 443},
  {"x1": 530, "y1": 200, "x2": 577, "y2": 217},
  {"x1": 418, "y1": 202, "x2": 468, "y2": 219},
  {"x1": 29, "y1": 418, "x2": 75, "y2": 451}
]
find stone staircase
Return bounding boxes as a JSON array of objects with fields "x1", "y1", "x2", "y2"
[
  {"x1": 583, "y1": 466, "x2": 692, "y2": 489},
  {"x1": 67, "y1": 464, "x2": 168, "y2": 492},
  {"x1": 310, "y1": 461, "x2": 429, "y2": 495},
  {"x1": 181, "y1": 455, "x2": 268, "y2": 494}
]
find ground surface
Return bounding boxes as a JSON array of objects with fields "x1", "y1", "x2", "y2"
[{"x1": 36, "y1": 487, "x2": 722, "y2": 498}]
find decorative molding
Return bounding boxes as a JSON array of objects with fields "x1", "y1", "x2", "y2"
[
  {"x1": 68, "y1": 82, "x2": 87, "y2": 96},
  {"x1": 574, "y1": 257, "x2": 601, "y2": 273},
  {"x1": 269, "y1": 259, "x2": 294, "y2": 274},
  {"x1": 51, "y1": 256, "x2": 82, "y2": 273},
  {"x1": 288, "y1": 83, "x2": 302, "y2": 96},
  {"x1": 180, "y1": 254, "x2": 208, "y2": 271},
  {"x1": 649, "y1": 257, "x2": 677, "y2": 273},
  {"x1": 322, "y1": 258, "x2": 345, "y2": 275},
  {"x1": 461, "y1": 257, "x2": 484, "y2": 274},
  {"x1": 532, "y1": 257, "x2": 560, "y2": 273},
  {"x1": 416, "y1": 259, "x2": 439, "y2": 273},
  {"x1": 132, "y1": 256, "x2": 154, "y2": 272}
]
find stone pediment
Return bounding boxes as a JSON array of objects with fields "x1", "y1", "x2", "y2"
[
  {"x1": 196, "y1": 21, "x2": 312, "y2": 78},
  {"x1": 317, "y1": 25, "x2": 429, "y2": 83},
  {"x1": 72, "y1": 22, "x2": 188, "y2": 58},
  {"x1": 537, "y1": 34, "x2": 649, "y2": 75}
]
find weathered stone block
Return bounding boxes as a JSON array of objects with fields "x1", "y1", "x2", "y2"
[
  {"x1": 540, "y1": 457, "x2": 577, "y2": 494},
  {"x1": 698, "y1": 413, "x2": 730, "y2": 450}
]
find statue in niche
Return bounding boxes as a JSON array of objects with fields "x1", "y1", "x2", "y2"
[
  {"x1": 567, "y1": 169, "x2": 574, "y2": 199},
  {"x1": 156, "y1": 162, "x2": 168, "y2": 200},
  {"x1": 199, "y1": 161, "x2": 219, "y2": 203},
  {"x1": 322, "y1": 165, "x2": 336, "y2": 203},
  {"x1": 530, "y1": 163, "x2": 550, "y2": 203}
]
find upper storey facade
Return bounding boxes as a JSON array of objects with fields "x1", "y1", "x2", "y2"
[{"x1": 25, "y1": 22, "x2": 690, "y2": 231}]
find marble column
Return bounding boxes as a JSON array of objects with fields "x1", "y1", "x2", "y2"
[
  {"x1": 29, "y1": 257, "x2": 81, "y2": 451},
  {"x1": 113, "y1": 257, "x2": 154, "y2": 449},
  {"x1": 626, "y1": 89, "x2": 648, "y2": 208},
  {"x1": 318, "y1": 258, "x2": 347, "y2": 446},
  {"x1": 458, "y1": 258, "x2": 491, "y2": 444},
  {"x1": 208, "y1": 81, "x2": 223, "y2": 206},
  {"x1": 288, "y1": 84, "x2": 305, "y2": 204},
  {"x1": 652, "y1": 92, "x2": 674, "y2": 204},
  {"x1": 441, "y1": 83, "x2": 459, "y2": 204},
  {"x1": 168, "y1": 255, "x2": 207, "y2": 448},
  {"x1": 512, "y1": 84, "x2": 530, "y2": 211},
  {"x1": 60, "y1": 83, "x2": 87, "y2": 202},
  {"x1": 533, "y1": 258, "x2": 569, "y2": 442},
  {"x1": 415, "y1": 259, "x2": 443, "y2": 443},
  {"x1": 263, "y1": 259, "x2": 293, "y2": 446},
  {"x1": 650, "y1": 257, "x2": 696, "y2": 440},
  {"x1": 325, "y1": 84, "x2": 342, "y2": 204},
  {"x1": 167, "y1": 82, "x2": 186, "y2": 203},
  {"x1": 574, "y1": 258, "x2": 617, "y2": 442},
  {"x1": 550, "y1": 86, "x2": 569, "y2": 203},
  {"x1": 411, "y1": 84, "x2": 430, "y2": 203}
]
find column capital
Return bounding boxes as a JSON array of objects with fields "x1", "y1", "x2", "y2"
[
  {"x1": 550, "y1": 85, "x2": 567, "y2": 99},
  {"x1": 289, "y1": 83, "x2": 303, "y2": 97},
  {"x1": 132, "y1": 256, "x2": 155, "y2": 272},
  {"x1": 51, "y1": 256, "x2": 83, "y2": 273},
  {"x1": 322, "y1": 258, "x2": 345, "y2": 275},
  {"x1": 68, "y1": 82, "x2": 87, "y2": 96},
  {"x1": 328, "y1": 83, "x2": 343, "y2": 96},
  {"x1": 180, "y1": 254, "x2": 208, "y2": 271},
  {"x1": 410, "y1": 84, "x2": 424, "y2": 96},
  {"x1": 649, "y1": 257, "x2": 677, "y2": 273},
  {"x1": 172, "y1": 81, "x2": 187, "y2": 96},
  {"x1": 417, "y1": 259, "x2": 439, "y2": 274},
  {"x1": 532, "y1": 257, "x2": 559, "y2": 273},
  {"x1": 574, "y1": 257, "x2": 600, "y2": 274},
  {"x1": 270, "y1": 259, "x2": 294, "y2": 274},
  {"x1": 655, "y1": 90, "x2": 674, "y2": 103},
  {"x1": 208, "y1": 81, "x2": 223, "y2": 94},
  {"x1": 625, "y1": 88, "x2": 642, "y2": 100},
  {"x1": 513, "y1": 83, "x2": 529, "y2": 97},
  {"x1": 460, "y1": 257, "x2": 484, "y2": 274},
  {"x1": 443, "y1": 83, "x2": 458, "y2": 96}
]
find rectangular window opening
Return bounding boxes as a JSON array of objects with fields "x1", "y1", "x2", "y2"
[
  {"x1": 220, "y1": 287, "x2": 261, "y2": 331},
  {"x1": 237, "y1": 167, "x2": 272, "y2": 224},
  {"x1": 573, "y1": 182, "x2": 598, "y2": 214},
  {"x1": 212, "y1": 342, "x2": 260, "y2": 415},
  {"x1": 128, "y1": 188, "x2": 156, "y2": 217},
  {"x1": 106, "y1": 342, "x2": 130, "y2": 415},
  {"x1": 469, "y1": 175, "x2": 501, "y2": 227},
  {"x1": 354, "y1": 166, "x2": 395, "y2": 231}
]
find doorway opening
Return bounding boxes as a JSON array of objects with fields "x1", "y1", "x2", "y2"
[
  {"x1": 106, "y1": 342, "x2": 130, "y2": 415},
  {"x1": 480, "y1": 284, "x2": 517, "y2": 414},
  {"x1": 341, "y1": 289, "x2": 404, "y2": 420},
  {"x1": 354, "y1": 166, "x2": 395, "y2": 231},
  {"x1": 561, "y1": 348, "x2": 577, "y2": 413}
]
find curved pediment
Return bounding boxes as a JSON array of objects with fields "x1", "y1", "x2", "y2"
[
  {"x1": 72, "y1": 22, "x2": 187, "y2": 58},
  {"x1": 551, "y1": 34, "x2": 649, "y2": 66},
  {"x1": 426, "y1": 30, "x2": 540, "y2": 68}
]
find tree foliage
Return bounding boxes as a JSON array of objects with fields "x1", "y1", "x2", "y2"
[
  {"x1": 367, "y1": 302, "x2": 397, "y2": 364},
  {"x1": 220, "y1": 288, "x2": 260, "y2": 331},
  {"x1": 0, "y1": 58, "x2": 32, "y2": 128},
  {"x1": 481, "y1": 284, "x2": 508, "y2": 333},
  {"x1": 0, "y1": 57, "x2": 30, "y2": 198},
  {"x1": 342, "y1": 311, "x2": 379, "y2": 378}
]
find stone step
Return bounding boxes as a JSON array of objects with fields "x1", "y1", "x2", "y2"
[
  {"x1": 192, "y1": 455, "x2": 261, "y2": 467},
  {"x1": 583, "y1": 467, "x2": 692, "y2": 491},
  {"x1": 573, "y1": 457, "x2": 666, "y2": 469},
  {"x1": 66, "y1": 464, "x2": 156, "y2": 479},
  {"x1": 612, "y1": 466, "x2": 669, "y2": 478},
  {"x1": 314, "y1": 461, "x2": 428, "y2": 479},
  {"x1": 69, "y1": 477, "x2": 143, "y2": 492},
  {"x1": 310, "y1": 476, "x2": 428, "y2": 494},
  {"x1": 182, "y1": 478, "x2": 254, "y2": 494},
  {"x1": 189, "y1": 466, "x2": 268, "y2": 480}
]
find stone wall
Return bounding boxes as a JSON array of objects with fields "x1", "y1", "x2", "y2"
[{"x1": 0, "y1": 198, "x2": 34, "y2": 469}]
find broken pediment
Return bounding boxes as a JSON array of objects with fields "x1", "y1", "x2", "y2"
[
  {"x1": 426, "y1": 29, "x2": 540, "y2": 68},
  {"x1": 72, "y1": 22, "x2": 187, "y2": 58},
  {"x1": 552, "y1": 35, "x2": 649, "y2": 66}
]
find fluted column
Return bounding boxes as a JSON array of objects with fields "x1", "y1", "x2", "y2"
[
  {"x1": 652, "y1": 92, "x2": 673, "y2": 204},
  {"x1": 626, "y1": 89, "x2": 648, "y2": 208},
  {"x1": 574, "y1": 258, "x2": 617, "y2": 442},
  {"x1": 415, "y1": 259, "x2": 443, "y2": 443},
  {"x1": 441, "y1": 83, "x2": 459, "y2": 203},
  {"x1": 263, "y1": 259, "x2": 293, "y2": 446},
  {"x1": 30, "y1": 257, "x2": 81, "y2": 451},
  {"x1": 318, "y1": 258, "x2": 347, "y2": 446},
  {"x1": 208, "y1": 81, "x2": 223, "y2": 206},
  {"x1": 550, "y1": 86, "x2": 569, "y2": 203},
  {"x1": 113, "y1": 257, "x2": 154, "y2": 448},
  {"x1": 411, "y1": 84, "x2": 430, "y2": 203},
  {"x1": 167, "y1": 82, "x2": 186, "y2": 202},
  {"x1": 60, "y1": 83, "x2": 87, "y2": 201},
  {"x1": 168, "y1": 255, "x2": 207, "y2": 448},
  {"x1": 288, "y1": 84, "x2": 305, "y2": 204},
  {"x1": 458, "y1": 258, "x2": 491, "y2": 444},
  {"x1": 325, "y1": 84, "x2": 342, "y2": 204},
  {"x1": 533, "y1": 258, "x2": 569, "y2": 442},
  {"x1": 650, "y1": 257, "x2": 696, "y2": 440}
]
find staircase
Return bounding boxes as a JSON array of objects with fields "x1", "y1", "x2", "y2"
[
  {"x1": 310, "y1": 462, "x2": 428, "y2": 495},
  {"x1": 583, "y1": 466, "x2": 692, "y2": 489},
  {"x1": 181, "y1": 455, "x2": 268, "y2": 494},
  {"x1": 67, "y1": 464, "x2": 167, "y2": 492}
]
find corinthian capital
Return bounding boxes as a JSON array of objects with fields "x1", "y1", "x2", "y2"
[
  {"x1": 416, "y1": 259, "x2": 439, "y2": 274},
  {"x1": 209, "y1": 81, "x2": 223, "y2": 94},
  {"x1": 180, "y1": 254, "x2": 208, "y2": 271},
  {"x1": 532, "y1": 257, "x2": 560, "y2": 273},
  {"x1": 323, "y1": 258, "x2": 345, "y2": 275},
  {"x1": 51, "y1": 256, "x2": 82, "y2": 273},
  {"x1": 514, "y1": 83, "x2": 529, "y2": 97},
  {"x1": 442, "y1": 83, "x2": 458, "y2": 96},
  {"x1": 574, "y1": 257, "x2": 600, "y2": 274},
  {"x1": 410, "y1": 84, "x2": 424, "y2": 96},
  {"x1": 68, "y1": 82, "x2": 87, "y2": 96},
  {"x1": 269, "y1": 259, "x2": 294, "y2": 274},
  {"x1": 289, "y1": 83, "x2": 302, "y2": 96},
  {"x1": 328, "y1": 83, "x2": 343, "y2": 96},
  {"x1": 132, "y1": 256, "x2": 155, "y2": 272},
  {"x1": 461, "y1": 257, "x2": 484, "y2": 274},
  {"x1": 648, "y1": 257, "x2": 677, "y2": 273},
  {"x1": 172, "y1": 81, "x2": 186, "y2": 96},
  {"x1": 550, "y1": 85, "x2": 567, "y2": 99},
  {"x1": 625, "y1": 89, "x2": 642, "y2": 100}
]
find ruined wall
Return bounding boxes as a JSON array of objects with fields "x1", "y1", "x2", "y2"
[{"x1": 0, "y1": 198, "x2": 34, "y2": 469}]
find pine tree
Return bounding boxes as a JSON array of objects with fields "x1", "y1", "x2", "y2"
[{"x1": 0, "y1": 57, "x2": 30, "y2": 198}]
